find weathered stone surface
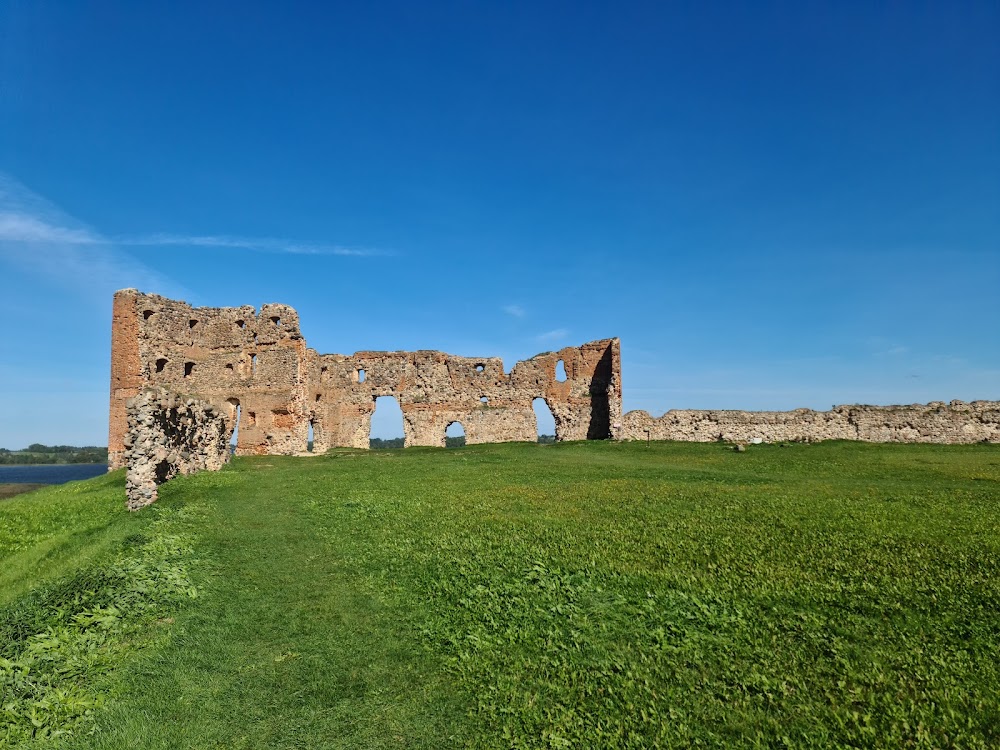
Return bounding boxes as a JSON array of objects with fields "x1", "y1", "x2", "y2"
[
  {"x1": 620, "y1": 401, "x2": 1000, "y2": 444},
  {"x1": 124, "y1": 388, "x2": 230, "y2": 510},
  {"x1": 108, "y1": 290, "x2": 622, "y2": 467}
]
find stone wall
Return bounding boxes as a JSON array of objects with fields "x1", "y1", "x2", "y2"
[
  {"x1": 620, "y1": 401, "x2": 1000, "y2": 445},
  {"x1": 109, "y1": 290, "x2": 996, "y2": 480},
  {"x1": 108, "y1": 290, "x2": 622, "y2": 466},
  {"x1": 124, "y1": 388, "x2": 231, "y2": 510}
]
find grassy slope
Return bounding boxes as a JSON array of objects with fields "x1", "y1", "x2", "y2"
[
  {"x1": 2, "y1": 441, "x2": 999, "y2": 748},
  {"x1": 0, "y1": 485, "x2": 48, "y2": 502}
]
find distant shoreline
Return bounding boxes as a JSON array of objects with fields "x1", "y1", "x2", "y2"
[{"x1": 0, "y1": 445, "x2": 109, "y2": 466}]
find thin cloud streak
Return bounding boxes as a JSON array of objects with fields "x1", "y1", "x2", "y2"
[
  {"x1": 0, "y1": 212, "x2": 103, "y2": 245},
  {"x1": 503, "y1": 304, "x2": 526, "y2": 318},
  {"x1": 0, "y1": 175, "x2": 187, "y2": 301},
  {"x1": 0, "y1": 215, "x2": 389, "y2": 257},
  {"x1": 125, "y1": 233, "x2": 389, "y2": 257},
  {"x1": 0, "y1": 173, "x2": 390, "y2": 259}
]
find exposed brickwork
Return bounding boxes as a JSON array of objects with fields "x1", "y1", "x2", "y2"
[{"x1": 108, "y1": 291, "x2": 143, "y2": 469}]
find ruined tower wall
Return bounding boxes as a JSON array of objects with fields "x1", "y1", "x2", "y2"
[
  {"x1": 108, "y1": 290, "x2": 622, "y2": 460},
  {"x1": 108, "y1": 290, "x2": 310, "y2": 466},
  {"x1": 620, "y1": 401, "x2": 1000, "y2": 444}
]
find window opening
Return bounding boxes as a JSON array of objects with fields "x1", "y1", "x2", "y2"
[
  {"x1": 475, "y1": 363, "x2": 485, "y2": 373},
  {"x1": 555, "y1": 359, "x2": 567, "y2": 382},
  {"x1": 155, "y1": 358, "x2": 167, "y2": 373},
  {"x1": 307, "y1": 421, "x2": 315, "y2": 453},
  {"x1": 358, "y1": 369, "x2": 366, "y2": 383},
  {"x1": 189, "y1": 319, "x2": 198, "y2": 329},
  {"x1": 236, "y1": 319, "x2": 245, "y2": 329},
  {"x1": 271, "y1": 316, "x2": 281, "y2": 326},
  {"x1": 184, "y1": 362, "x2": 195, "y2": 378},
  {"x1": 251, "y1": 354, "x2": 257, "y2": 377},
  {"x1": 480, "y1": 396, "x2": 489, "y2": 404},
  {"x1": 533, "y1": 397, "x2": 556, "y2": 443},
  {"x1": 143, "y1": 310, "x2": 155, "y2": 320}
]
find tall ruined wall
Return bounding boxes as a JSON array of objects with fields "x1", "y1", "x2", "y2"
[
  {"x1": 621, "y1": 401, "x2": 1000, "y2": 444},
  {"x1": 124, "y1": 388, "x2": 231, "y2": 510},
  {"x1": 307, "y1": 338, "x2": 621, "y2": 450},
  {"x1": 108, "y1": 290, "x2": 621, "y2": 463}
]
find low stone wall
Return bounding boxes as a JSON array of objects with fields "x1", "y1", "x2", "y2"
[
  {"x1": 124, "y1": 388, "x2": 231, "y2": 510},
  {"x1": 621, "y1": 401, "x2": 1000, "y2": 445}
]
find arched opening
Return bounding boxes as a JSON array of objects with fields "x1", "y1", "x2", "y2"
[
  {"x1": 555, "y1": 360, "x2": 567, "y2": 382},
  {"x1": 227, "y1": 398, "x2": 241, "y2": 453},
  {"x1": 358, "y1": 368, "x2": 366, "y2": 383},
  {"x1": 445, "y1": 421, "x2": 466, "y2": 448},
  {"x1": 370, "y1": 396, "x2": 404, "y2": 449},
  {"x1": 307, "y1": 421, "x2": 315, "y2": 453},
  {"x1": 533, "y1": 397, "x2": 556, "y2": 443}
]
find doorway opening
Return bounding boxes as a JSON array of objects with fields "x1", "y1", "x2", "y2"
[
  {"x1": 445, "y1": 421, "x2": 466, "y2": 448},
  {"x1": 533, "y1": 398, "x2": 556, "y2": 443},
  {"x1": 370, "y1": 396, "x2": 404, "y2": 449},
  {"x1": 227, "y1": 398, "x2": 241, "y2": 453}
]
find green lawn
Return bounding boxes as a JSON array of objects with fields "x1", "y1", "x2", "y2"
[{"x1": 1, "y1": 441, "x2": 999, "y2": 748}]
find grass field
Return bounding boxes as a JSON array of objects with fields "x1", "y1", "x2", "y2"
[{"x1": 1, "y1": 440, "x2": 998, "y2": 748}]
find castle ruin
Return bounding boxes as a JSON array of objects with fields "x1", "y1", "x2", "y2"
[
  {"x1": 109, "y1": 290, "x2": 999, "y2": 508},
  {"x1": 109, "y1": 290, "x2": 621, "y2": 471}
]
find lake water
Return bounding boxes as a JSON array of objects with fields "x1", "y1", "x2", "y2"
[{"x1": 0, "y1": 464, "x2": 108, "y2": 484}]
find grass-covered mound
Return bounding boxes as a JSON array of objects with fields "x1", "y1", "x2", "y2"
[{"x1": 1, "y1": 441, "x2": 998, "y2": 748}]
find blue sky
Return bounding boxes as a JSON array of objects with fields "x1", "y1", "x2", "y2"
[{"x1": 1, "y1": 1, "x2": 997, "y2": 446}]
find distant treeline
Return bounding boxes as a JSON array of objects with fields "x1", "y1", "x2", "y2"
[
  {"x1": 0, "y1": 444, "x2": 109, "y2": 465},
  {"x1": 370, "y1": 435, "x2": 556, "y2": 449}
]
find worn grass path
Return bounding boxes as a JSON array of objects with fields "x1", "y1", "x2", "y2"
[{"x1": 2, "y1": 441, "x2": 999, "y2": 748}]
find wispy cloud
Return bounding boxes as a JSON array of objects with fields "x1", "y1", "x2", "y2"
[
  {"x1": 0, "y1": 215, "x2": 387, "y2": 257},
  {"x1": 536, "y1": 328, "x2": 569, "y2": 343},
  {"x1": 503, "y1": 304, "x2": 526, "y2": 318},
  {"x1": 123, "y1": 233, "x2": 388, "y2": 257},
  {"x1": 0, "y1": 175, "x2": 186, "y2": 301},
  {"x1": 0, "y1": 212, "x2": 103, "y2": 245},
  {"x1": 0, "y1": 172, "x2": 389, "y2": 259}
]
